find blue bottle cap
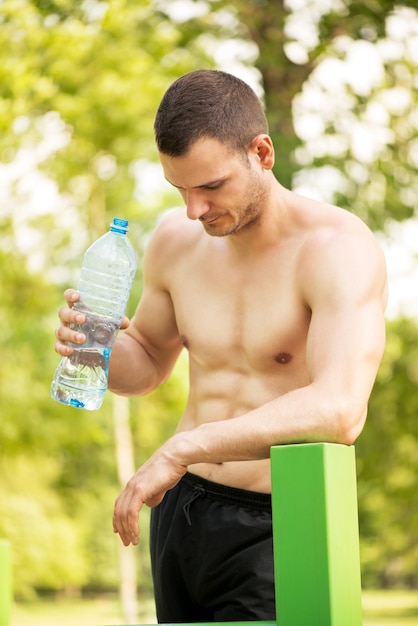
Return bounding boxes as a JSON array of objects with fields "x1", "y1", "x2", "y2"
[{"x1": 110, "y1": 218, "x2": 129, "y2": 234}]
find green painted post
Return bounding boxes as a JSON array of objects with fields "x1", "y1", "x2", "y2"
[
  {"x1": 0, "y1": 539, "x2": 12, "y2": 626},
  {"x1": 270, "y1": 443, "x2": 362, "y2": 626}
]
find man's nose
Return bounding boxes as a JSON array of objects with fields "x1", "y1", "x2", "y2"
[{"x1": 186, "y1": 189, "x2": 210, "y2": 221}]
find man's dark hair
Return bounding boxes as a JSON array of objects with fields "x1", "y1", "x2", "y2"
[{"x1": 154, "y1": 69, "x2": 268, "y2": 157}]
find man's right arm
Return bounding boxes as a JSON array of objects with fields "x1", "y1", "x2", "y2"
[{"x1": 107, "y1": 282, "x2": 183, "y2": 396}]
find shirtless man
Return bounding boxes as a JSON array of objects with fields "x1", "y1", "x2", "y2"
[{"x1": 55, "y1": 70, "x2": 387, "y2": 622}]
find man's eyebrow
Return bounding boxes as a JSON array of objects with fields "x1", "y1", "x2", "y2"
[{"x1": 165, "y1": 176, "x2": 226, "y2": 189}]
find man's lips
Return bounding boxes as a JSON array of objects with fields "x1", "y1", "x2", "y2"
[{"x1": 200, "y1": 214, "x2": 221, "y2": 224}]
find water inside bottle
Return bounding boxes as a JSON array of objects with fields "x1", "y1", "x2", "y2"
[
  {"x1": 71, "y1": 306, "x2": 120, "y2": 349},
  {"x1": 51, "y1": 347, "x2": 111, "y2": 411}
]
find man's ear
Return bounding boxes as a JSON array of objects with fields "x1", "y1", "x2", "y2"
[{"x1": 250, "y1": 134, "x2": 275, "y2": 170}]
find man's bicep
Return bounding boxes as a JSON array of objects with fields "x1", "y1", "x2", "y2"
[
  {"x1": 129, "y1": 284, "x2": 183, "y2": 374},
  {"x1": 108, "y1": 284, "x2": 182, "y2": 396},
  {"x1": 307, "y1": 258, "x2": 385, "y2": 439},
  {"x1": 307, "y1": 296, "x2": 385, "y2": 386},
  {"x1": 304, "y1": 225, "x2": 387, "y2": 381},
  {"x1": 305, "y1": 281, "x2": 386, "y2": 442},
  {"x1": 303, "y1": 232, "x2": 387, "y2": 439}
]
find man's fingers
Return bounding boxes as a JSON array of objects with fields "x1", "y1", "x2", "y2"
[
  {"x1": 58, "y1": 306, "x2": 85, "y2": 326},
  {"x1": 54, "y1": 317, "x2": 86, "y2": 353},
  {"x1": 54, "y1": 292, "x2": 86, "y2": 356},
  {"x1": 113, "y1": 491, "x2": 142, "y2": 546},
  {"x1": 54, "y1": 338, "x2": 73, "y2": 356},
  {"x1": 63, "y1": 288, "x2": 80, "y2": 306},
  {"x1": 120, "y1": 315, "x2": 130, "y2": 331}
]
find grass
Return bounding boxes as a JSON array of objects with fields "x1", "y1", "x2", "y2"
[
  {"x1": 10, "y1": 590, "x2": 418, "y2": 626},
  {"x1": 362, "y1": 591, "x2": 418, "y2": 625},
  {"x1": 11, "y1": 594, "x2": 157, "y2": 626}
]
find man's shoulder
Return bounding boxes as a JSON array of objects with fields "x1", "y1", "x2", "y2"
[
  {"x1": 144, "y1": 208, "x2": 203, "y2": 271},
  {"x1": 148, "y1": 208, "x2": 201, "y2": 248},
  {"x1": 154, "y1": 208, "x2": 200, "y2": 238},
  {"x1": 296, "y1": 201, "x2": 387, "y2": 300},
  {"x1": 296, "y1": 198, "x2": 378, "y2": 255}
]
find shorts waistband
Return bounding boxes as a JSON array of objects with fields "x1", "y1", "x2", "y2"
[{"x1": 181, "y1": 472, "x2": 272, "y2": 512}]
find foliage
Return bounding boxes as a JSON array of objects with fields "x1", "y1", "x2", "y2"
[
  {"x1": 0, "y1": 0, "x2": 199, "y2": 598},
  {"x1": 0, "y1": 0, "x2": 213, "y2": 272},
  {"x1": 206, "y1": 0, "x2": 418, "y2": 229},
  {"x1": 289, "y1": 1, "x2": 418, "y2": 230},
  {"x1": 358, "y1": 318, "x2": 418, "y2": 588},
  {"x1": 1, "y1": 0, "x2": 418, "y2": 599}
]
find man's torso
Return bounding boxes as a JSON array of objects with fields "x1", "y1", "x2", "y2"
[{"x1": 155, "y1": 203, "x2": 339, "y2": 492}]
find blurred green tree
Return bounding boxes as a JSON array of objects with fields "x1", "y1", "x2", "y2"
[
  {"x1": 0, "y1": 0, "x2": 207, "y2": 600},
  {"x1": 358, "y1": 317, "x2": 418, "y2": 588},
  {"x1": 205, "y1": 0, "x2": 418, "y2": 228},
  {"x1": 1, "y1": 0, "x2": 418, "y2": 600}
]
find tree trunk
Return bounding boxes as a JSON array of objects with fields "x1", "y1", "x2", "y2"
[{"x1": 113, "y1": 393, "x2": 138, "y2": 624}]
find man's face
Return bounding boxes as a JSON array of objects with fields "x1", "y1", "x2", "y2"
[{"x1": 159, "y1": 137, "x2": 269, "y2": 237}]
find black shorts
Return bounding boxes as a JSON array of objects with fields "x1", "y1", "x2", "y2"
[{"x1": 150, "y1": 472, "x2": 275, "y2": 623}]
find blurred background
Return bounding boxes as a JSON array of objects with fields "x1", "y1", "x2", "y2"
[{"x1": 1, "y1": 0, "x2": 418, "y2": 624}]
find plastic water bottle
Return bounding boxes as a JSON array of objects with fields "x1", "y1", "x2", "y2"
[{"x1": 51, "y1": 218, "x2": 137, "y2": 410}]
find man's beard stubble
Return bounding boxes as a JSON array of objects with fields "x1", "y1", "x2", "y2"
[{"x1": 203, "y1": 167, "x2": 269, "y2": 238}]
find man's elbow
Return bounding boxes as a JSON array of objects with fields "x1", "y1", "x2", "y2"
[{"x1": 331, "y1": 400, "x2": 367, "y2": 446}]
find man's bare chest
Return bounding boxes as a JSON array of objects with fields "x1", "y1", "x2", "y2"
[{"x1": 167, "y1": 255, "x2": 310, "y2": 371}]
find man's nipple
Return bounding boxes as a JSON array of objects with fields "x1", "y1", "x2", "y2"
[{"x1": 275, "y1": 352, "x2": 292, "y2": 364}]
